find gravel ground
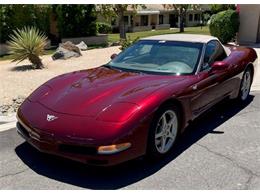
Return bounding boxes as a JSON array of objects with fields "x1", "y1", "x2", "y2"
[{"x1": 0, "y1": 46, "x2": 121, "y2": 106}]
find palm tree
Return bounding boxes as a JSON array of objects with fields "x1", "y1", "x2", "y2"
[
  {"x1": 164, "y1": 4, "x2": 200, "y2": 32},
  {"x1": 8, "y1": 27, "x2": 47, "y2": 69},
  {"x1": 99, "y1": 4, "x2": 144, "y2": 40}
]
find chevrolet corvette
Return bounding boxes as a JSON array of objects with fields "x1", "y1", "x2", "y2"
[{"x1": 17, "y1": 34, "x2": 257, "y2": 166}]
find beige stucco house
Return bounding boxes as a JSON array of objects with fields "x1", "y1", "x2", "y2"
[
  {"x1": 238, "y1": 4, "x2": 260, "y2": 44},
  {"x1": 98, "y1": 4, "x2": 208, "y2": 32}
]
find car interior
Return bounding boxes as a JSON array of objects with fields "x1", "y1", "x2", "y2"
[{"x1": 118, "y1": 43, "x2": 202, "y2": 74}]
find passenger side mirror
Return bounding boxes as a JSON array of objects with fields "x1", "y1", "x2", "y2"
[
  {"x1": 210, "y1": 61, "x2": 229, "y2": 74},
  {"x1": 110, "y1": 53, "x2": 118, "y2": 60}
]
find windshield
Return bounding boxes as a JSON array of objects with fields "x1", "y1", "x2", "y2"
[{"x1": 108, "y1": 40, "x2": 203, "y2": 75}]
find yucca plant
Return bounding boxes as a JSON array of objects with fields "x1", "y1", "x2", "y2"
[{"x1": 8, "y1": 27, "x2": 47, "y2": 69}]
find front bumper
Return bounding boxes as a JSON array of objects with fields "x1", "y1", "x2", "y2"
[{"x1": 16, "y1": 120, "x2": 138, "y2": 166}]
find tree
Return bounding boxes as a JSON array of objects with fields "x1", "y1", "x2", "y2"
[
  {"x1": 210, "y1": 4, "x2": 236, "y2": 14},
  {"x1": 0, "y1": 5, "x2": 50, "y2": 43},
  {"x1": 54, "y1": 5, "x2": 97, "y2": 38},
  {"x1": 99, "y1": 4, "x2": 144, "y2": 40},
  {"x1": 163, "y1": 4, "x2": 200, "y2": 32}
]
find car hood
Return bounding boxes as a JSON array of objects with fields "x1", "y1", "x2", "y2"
[{"x1": 32, "y1": 67, "x2": 186, "y2": 117}]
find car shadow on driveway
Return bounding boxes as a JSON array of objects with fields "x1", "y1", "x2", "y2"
[{"x1": 15, "y1": 96, "x2": 254, "y2": 189}]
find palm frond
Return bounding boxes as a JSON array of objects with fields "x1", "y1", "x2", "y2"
[{"x1": 7, "y1": 26, "x2": 47, "y2": 68}]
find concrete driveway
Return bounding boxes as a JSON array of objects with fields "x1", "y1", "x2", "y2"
[
  {"x1": 0, "y1": 47, "x2": 260, "y2": 190},
  {"x1": 0, "y1": 93, "x2": 260, "y2": 189}
]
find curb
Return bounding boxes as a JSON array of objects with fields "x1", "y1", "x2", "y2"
[
  {"x1": 0, "y1": 113, "x2": 17, "y2": 132},
  {"x1": 0, "y1": 121, "x2": 17, "y2": 132},
  {"x1": 0, "y1": 113, "x2": 17, "y2": 123}
]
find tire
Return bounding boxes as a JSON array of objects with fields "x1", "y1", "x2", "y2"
[
  {"x1": 147, "y1": 104, "x2": 180, "y2": 159},
  {"x1": 237, "y1": 68, "x2": 253, "y2": 102}
]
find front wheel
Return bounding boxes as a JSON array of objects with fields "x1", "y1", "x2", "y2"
[
  {"x1": 147, "y1": 104, "x2": 180, "y2": 158},
  {"x1": 237, "y1": 68, "x2": 252, "y2": 101}
]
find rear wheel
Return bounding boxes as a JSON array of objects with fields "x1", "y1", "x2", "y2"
[
  {"x1": 238, "y1": 68, "x2": 252, "y2": 101},
  {"x1": 147, "y1": 104, "x2": 180, "y2": 158}
]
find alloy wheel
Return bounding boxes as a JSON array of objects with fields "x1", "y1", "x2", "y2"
[
  {"x1": 241, "y1": 71, "x2": 251, "y2": 101},
  {"x1": 154, "y1": 110, "x2": 178, "y2": 154}
]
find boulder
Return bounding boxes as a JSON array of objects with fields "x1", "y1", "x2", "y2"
[
  {"x1": 111, "y1": 41, "x2": 120, "y2": 46},
  {"x1": 52, "y1": 41, "x2": 82, "y2": 60},
  {"x1": 61, "y1": 41, "x2": 82, "y2": 55},
  {"x1": 76, "y1": 41, "x2": 88, "y2": 51}
]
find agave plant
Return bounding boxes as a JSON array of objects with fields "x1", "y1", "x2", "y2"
[{"x1": 8, "y1": 27, "x2": 47, "y2": 69}]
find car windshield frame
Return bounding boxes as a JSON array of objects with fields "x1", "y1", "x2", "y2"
[{"x1": 107, "y1": 40, "x2": 204, "y2": 75}]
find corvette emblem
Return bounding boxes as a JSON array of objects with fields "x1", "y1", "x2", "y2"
[{"x1": 46, "y1": 114, "x2": 58, "y2": 122}]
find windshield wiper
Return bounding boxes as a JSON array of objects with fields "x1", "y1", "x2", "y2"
[{"x1": 103, "y1": 64, "x2": 112, "y2": 69}]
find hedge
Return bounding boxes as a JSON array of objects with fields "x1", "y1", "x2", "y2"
[
  {"x1": 209, "y1": 9, "x2": 239, "y2": 43},
  {"x1": 0, "y1": 5, "x2": 50, "y2": 43},
  {"x1": 55, "y1": 5, "x2": 97, "y2": 38},
  {"x1": 96, "y1": 22, "x2": 112, "y2": 34}
]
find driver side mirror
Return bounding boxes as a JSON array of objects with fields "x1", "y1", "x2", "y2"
[
  {"x1": 110, "y1": 53, "x2": 118, "y2": 60},
  {"x1": 209, "y1": 61, "x2": 229, "y2": 74}
]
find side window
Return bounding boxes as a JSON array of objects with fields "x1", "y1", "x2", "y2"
[{"x1": 201, "y1": 40, "x2": 227, "y2": 71}]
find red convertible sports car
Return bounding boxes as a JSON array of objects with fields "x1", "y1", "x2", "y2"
[{"x1": 17, "y1": 34, "x2": 257, "y2": 166}]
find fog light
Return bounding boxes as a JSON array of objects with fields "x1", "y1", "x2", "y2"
[{"x1": 97, "y1": 143, "x2": 131, "y2": 154}]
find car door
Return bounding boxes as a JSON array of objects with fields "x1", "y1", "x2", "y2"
[{"x1": 190, "y1": 40, "x2": 229, "y2": 117}]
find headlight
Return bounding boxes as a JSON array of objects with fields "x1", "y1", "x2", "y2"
[
  {"x1": 96, "y1": 102, "x2": 140, "y2": 123},
  {"x1": 97, "y1": 142, "x2": 131, "y2": 154}
]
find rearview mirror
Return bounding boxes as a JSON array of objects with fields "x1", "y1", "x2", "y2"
[
  {"x1": 210, "y1": 61, "x2": 229, "y2": 73},
  {"x1": 110, "y1": 53, "x2": 118, "y2": 60}
]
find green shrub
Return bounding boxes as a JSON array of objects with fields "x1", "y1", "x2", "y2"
[
  {"x1": 7, "y1": 27, "x2": 47, "y2": 69},
  {"x1": 0, "y1": 5, "x2": 50, "y2": 43},
  {"x1": 55, "y1": 5, "x2": 97, "y2": 38},
  {"x1": 209, "y1": 10, "x2": 239, "y2": 43},
  {"x1": 210, "y1": 4, "x2": 236, "y2": 14},
  {"x1": 97, "y1": 22, "x2": 112, "y2": 34},
  {"x1": 120, "y1": 36, "x2": 139, "y2": 50}
]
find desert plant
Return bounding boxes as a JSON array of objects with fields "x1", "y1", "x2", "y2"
[
  {"x1": 8, "y1": 27, "x2": 47, "y2": 69},
  {"x1": 209, "y1": 10, "x2": 239, "y2": 43}
]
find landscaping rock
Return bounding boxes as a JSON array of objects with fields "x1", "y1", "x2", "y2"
[
  {"x1": 0, "y1": 95, "x2": 26, "y2": 115},
  {"x1": 62, "y1": 41, "x2": 82, "y2": 55},
  {"x1": 111, "y1": 41, "x2": 120, "y2": 46},
  {"x1": 52, "y1": 41, "x2": 82, "y2": 60},
  {"x1": 76, "y1": 41, "x2": 88, "y2": 51},
  {"x1": 0, "y1": 105, "x2": 10, "y2": 114}
]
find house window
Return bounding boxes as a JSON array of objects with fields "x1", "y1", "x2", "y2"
[
  {"x1": 159, "y1": 15, "x2": 164, "y2": 24},
  {"x1": 189, "y1": 14, "x2": 193, "y2": 21},
  {"x1": 140, "y1": 15, "x2": 148, "y2": 26},
  {"x1": 194, "y1": 14, "x2": 199, "y2": 21},
  {"x1": 124, "y1": 16, "x2": 129, "y2": 25}
]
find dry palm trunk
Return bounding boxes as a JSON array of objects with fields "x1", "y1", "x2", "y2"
[{"x1": 28, "y1": 54, "x2": 44, "y2": 69}]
